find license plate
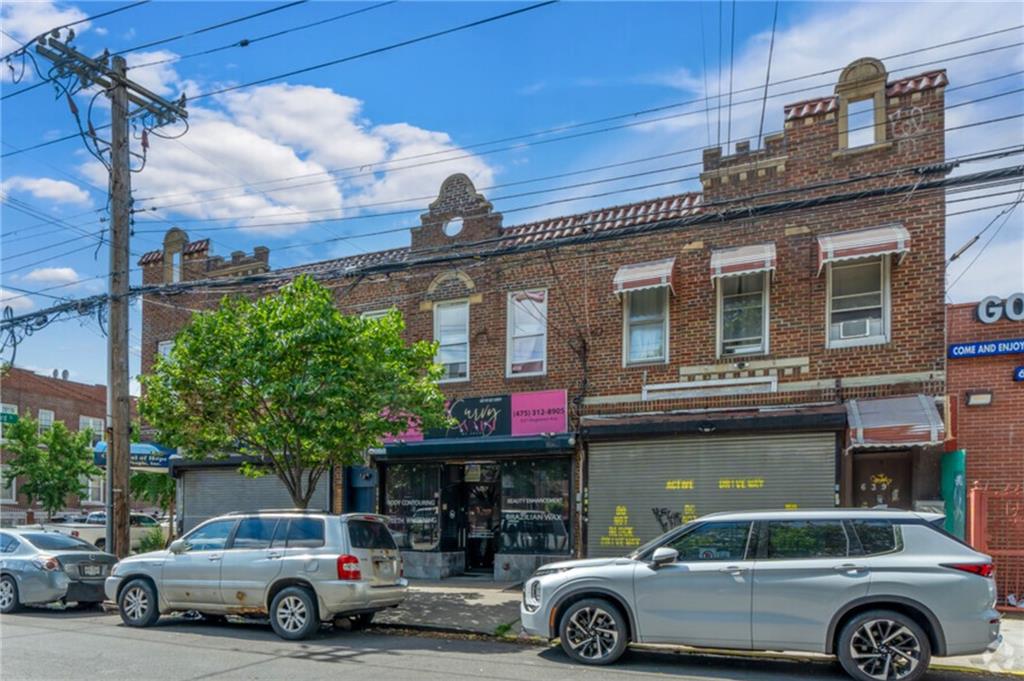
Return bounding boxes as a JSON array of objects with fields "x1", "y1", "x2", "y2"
[{"x1": 82, "y1": 564, "x2": 101, "y2": 576}]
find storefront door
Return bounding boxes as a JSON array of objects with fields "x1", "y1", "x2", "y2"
[
  {"x1": 463, "y1": 464, "x2": 500, "y2": 570},
  {"x1": 853, "y1": 452, "x2": 912, "y2": 509}
]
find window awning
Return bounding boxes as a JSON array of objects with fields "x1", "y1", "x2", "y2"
[
  {"x1": 846, "y1": 394, "x2": 945, "y2": 449},
  {"x1": 613, "y1": 257, "x2": 676, "y2": 295},
  {"x1": 817, "y1": 224, "x2": 910, "y2": 273},
  {"x1": 710, "y1": 243, "x2": 776, "y2": 281}
]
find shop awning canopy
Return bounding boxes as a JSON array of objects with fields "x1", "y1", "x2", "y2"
[
  {"x1": 817, "y1": 224, "x2": 910, "y2": 273},
  {"x1": 710, "y1": 243, "x2": 776, "y2": 281},
  {"x1": 613, "y1": 257, "x2": 676, "y2": 296},
  {"x1": 846, "y1": 395, "x2": 945, "y2": 449},
  {"x1": 379, "y1": 434, "x2": 574, "y2": 460}
]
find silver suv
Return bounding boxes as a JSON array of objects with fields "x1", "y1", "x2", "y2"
[
  {"x1": 521, "y1": 510, "x2": 1001, "y2": 681},
  {"x1": 106, "y1": 511, "x2": 406, "y2": 640}
]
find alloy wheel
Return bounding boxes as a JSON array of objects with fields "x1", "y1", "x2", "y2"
[
  {"x1": 0, "y1": 578, "x2": 14, "y2": 610},
  {"x1": 564, "y1": 606, "x2": 619, "y2": 661},
  {"x1": 276, "y1": 595, "x2": 308, "y2": 633},
  {"x1": 849, "y1": 618, "x2": 922, "y2": 680},
  {"x1": 123, "y1": 586, "x2": 149, "y2": 621}
]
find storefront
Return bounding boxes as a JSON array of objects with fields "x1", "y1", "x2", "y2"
[{"x1": 376, "y1": 389, "x2": 574, "y2": 581}]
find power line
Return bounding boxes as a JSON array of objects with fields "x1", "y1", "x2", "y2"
[
  {"x1": 0, "y1": 0, "x2": 151, "y2": 61},
  {"x1": 697, "y1": 3, "x2": 712, "y2": 148},
  {"x1": 726, "y1": 0, "x2": 737, "y2": 147},
  {"x1": 757, "y1": 0, "x2": 780, "y2": 149}
]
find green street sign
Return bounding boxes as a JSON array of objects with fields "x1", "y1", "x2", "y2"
[{"x1": 0, "y1": 413, "x2": 17, "y2": 425}]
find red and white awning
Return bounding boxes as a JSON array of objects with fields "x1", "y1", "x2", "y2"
[
  {"x1": 613, "y1": 257, "x2": 676, "y2": 295},
  {"x1": 846, "y1": 394, "x2": 945, "y2": 449},
  {"x1": 710, "y1": 243, "x2": 776, "y2": 281},
  {"x1": 818, "y1": 224, "x2": 910, "y2": 273}
]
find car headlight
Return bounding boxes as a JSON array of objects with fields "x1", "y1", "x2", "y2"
[{"x1": 523, "y1": 578, "x2": 542, "y2": 611}]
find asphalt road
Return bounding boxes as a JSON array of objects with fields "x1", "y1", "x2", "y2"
[{"x1": 0, "y1": 608, "x2": 1011, "y2": 681}]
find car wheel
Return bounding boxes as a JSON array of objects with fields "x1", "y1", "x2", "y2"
[
  {"x1": 118, "y1": 579, "x2": 160, "y2": 628},
  {"x1": 837, "y1": 609, "x2": 931, "y2": 681},
  {"x1": 0, "y1": 575, "x2": 21, "y2": 614},
  {"x1": 270, "y1": 586, "x2": 319, "y2": 640},
  {"x1": 350, "y1": 612, "x2": 375, "y2": 630},
  {"x1": 558, "y1": 598, "x2": 628, "y2": 665}
]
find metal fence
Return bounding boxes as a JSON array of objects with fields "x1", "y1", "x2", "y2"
[{"x1": 967, "y1": 483, "x2": 1024, "y2": 612}]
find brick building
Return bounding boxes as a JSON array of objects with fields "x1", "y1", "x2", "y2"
[
  {"x1": 1, "y1": 367, "x2": 115, "y2": 525},
  {"x1": 946, "y1": 295, "x2": 1024, "y2": 609},
  {"x1": 140, "y1": 58, "x2": 956, "y2": 579}
]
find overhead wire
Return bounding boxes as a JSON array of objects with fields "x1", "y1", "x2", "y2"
[
  {"x1": 726, "y1": 0, "x2": 736, "y2": 147},
  {"x1": 757, "y1": 0, "x2": 780, "y2": 149}
]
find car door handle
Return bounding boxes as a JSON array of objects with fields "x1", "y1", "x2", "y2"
[
  {"x1": 833, "y1": 563, "x2": 868, "y2": 572},
  {"x1": 208, "y1": 554, "x2": 222, "y2": 561},
  {"x1": 268, "y1": 551, "x2": 282, "y2": 559},
  {"x1": 719, "y1": 565, "x2": 747, "y2": 575}
]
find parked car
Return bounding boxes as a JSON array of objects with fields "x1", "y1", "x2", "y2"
[
  {"x1": 106, "y1": 511, "x2": 407, "y2": 640},
  {"x1": 521, "y1": 509, "x2": 1002, "y2": 681},
  {"x1": 0, "y1": 529, "x2": 118, "y2": 613},
  {"x1": 24, "y1": 512, "x2": 164, "y2": 552}
]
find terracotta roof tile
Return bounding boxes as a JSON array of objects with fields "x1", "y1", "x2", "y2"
[
  {"x1": 784, "y1": 96, "x2": 839, "y2": 121},
  {"x1": 137, "y1": 238, "x2": 210, "y2": 266},
  {"x1": 138, "y1": 250, "x2": 162, "y2": 265},
  {"x1": 886, "y1": 69, "x2": 947, "y2": 96}
]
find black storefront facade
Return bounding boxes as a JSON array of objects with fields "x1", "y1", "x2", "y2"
[{"x1": 374, "y1": 390, "x2": 575, "y2": 581}]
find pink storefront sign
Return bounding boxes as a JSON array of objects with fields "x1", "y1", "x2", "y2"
[{"x1": 511, "y1": 389, "x2": 567, "y2": 436}]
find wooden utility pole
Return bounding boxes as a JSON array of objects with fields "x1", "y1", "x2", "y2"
[{"x1": 34, "y1": 36, "x2": 187, "y2": 558}]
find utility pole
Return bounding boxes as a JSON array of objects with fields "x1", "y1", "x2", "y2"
[{"x1": 34, "y1": 34, "x2": 186, "y2": 558}]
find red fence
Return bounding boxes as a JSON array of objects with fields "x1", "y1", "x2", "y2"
[{"x1": 967, "y1": 483, "x2": 1024, "y2": 613}]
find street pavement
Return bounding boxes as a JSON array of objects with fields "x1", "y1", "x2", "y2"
[{"x1": 1, "y1": 608, "x2": 1016, "y2": 681}]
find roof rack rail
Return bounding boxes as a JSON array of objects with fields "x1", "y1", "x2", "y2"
[{"x1": 224, "y1": 508, "x2": 327, "y2": 515}]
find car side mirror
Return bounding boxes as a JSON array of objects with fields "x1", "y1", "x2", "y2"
[
  {"x1": 651, "y1": 546, "x2": 678, "y2": 567},
  {"x1": 169, "y1": 539, "x2": 187, "y2": 554}
]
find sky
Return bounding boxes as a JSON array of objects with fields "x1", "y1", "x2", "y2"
[{"x1": 1, "y1": 0, "x2": 1022, "y2": 393}]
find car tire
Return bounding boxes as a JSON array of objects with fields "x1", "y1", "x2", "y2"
[
  {"x1": 118, "y1": 578, "x2": 160, "y2": 628},
  {"x1": 270, "y1": 586, "x2": 319, "y2": 640},
  {"x1": 0, "y1": 574, "x2": 21, "y2": 614},
  {"x1": 350, "y1": 612, "x2": 375, "y2": 630},
  {"x1": 558, "y1": 598, "x2": 629, "y2": 665},
  {"x1": 837, "y1": 609, "x2": 931, "y2": 681}
]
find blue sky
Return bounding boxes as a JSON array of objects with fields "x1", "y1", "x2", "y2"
[{"x1": 1, "y1": 0, "x2": 1022, "y2": 392}]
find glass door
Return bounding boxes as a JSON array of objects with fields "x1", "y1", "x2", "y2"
[{"x1": 464, "y1": 463, "x2": 500, "y2": 570}]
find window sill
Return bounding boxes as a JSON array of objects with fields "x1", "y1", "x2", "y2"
[
  {"x1": 832, "y1": 140, "x2": 893, "y2": 159},
  {"x1": 826, "y1": 336, "x2": 890, "y2": 350},
  {"x1": 506, "y1": 371, "x2": 547, "y2": 380},
  {"x1": 624, "y1": 359, "x2": 669, "y2": 369},
  {"x1": 437, "y1": 377, "x2": 470, "y2": 385}
]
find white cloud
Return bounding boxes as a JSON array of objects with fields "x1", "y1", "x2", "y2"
[
  {"x1": 0, "y1": 1, "x2": 89, "y2": 83},
  {"x1": 21, "y1": 267, "x2": 82, "y2": 285},
  {"x1": 1, "y1": 176, "x2": 91, "y2": 205},
  {"x1": 0, "y1": 288, "x2": 34, "y2": 313}
]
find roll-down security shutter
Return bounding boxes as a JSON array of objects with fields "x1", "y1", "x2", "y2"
[
  {"x1": 180, "y1": 468, "x2": 330, "y2": 532},
  {"x1": 586, "y1": 433, "x2": 836, "y2": 557}
]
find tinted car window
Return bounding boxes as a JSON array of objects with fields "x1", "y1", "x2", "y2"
[
  {"x1": 766, "y1": 520, "x2": 848, "y2": 559},
  {"x1": 0, "y1": 533, "x2": 19, "y2": 553},
  {"x1": 666, "y1": 522, "x2": 751, "y2": 561},
  {"x1": 232, "y1": 518, "x2": 278, "y2": 550},
  {"x1": 132, "y1": 515, "x2": 158, "y2": 527},
  {"x1": 185, "y1": 519, "x2": 236, "y2": 551},
  {"x1": 21, "y1": 532, "x2": 97, "y2": 551},
  {"x1": 851, "y1": 520, "x2": 901, "y2": 555},
  {"x1": 286, "y1": 518, "x2": 325, "y2": 548},
  {"x1": 348, "y1": 519, "x2": 398, "y2": 550}
]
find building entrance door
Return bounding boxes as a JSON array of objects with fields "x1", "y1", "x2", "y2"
[
  {"x1": 853, "y1": 451, "x2": 912, "y2": 509},
  {"x1": 463, "y1": 463, "x2": 500, "y2": 571}
]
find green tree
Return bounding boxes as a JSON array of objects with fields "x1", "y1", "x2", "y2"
[
  {"x1": 129, "y1": 471, "x2": 175, "y2": 512},
  {"x1": 140, "y1": 275, "x2": 449, "y2": 509},
  {"x1": 2, "y1": 417, "x2": 101, "y2": 519}
]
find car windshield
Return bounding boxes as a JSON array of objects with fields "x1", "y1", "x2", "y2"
[
  {"x1": 626, "y1": 521, "x2": 695, "y2": 560},
  {"x1": 348, "y1": 519, "x2": 398, "y2": 550},
  {"x1": 21, "y1": 532, "x2": 98, "y2": 551}
]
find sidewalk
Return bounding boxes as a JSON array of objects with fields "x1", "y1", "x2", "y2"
[{"x1": 382, "y1": 579, "x2": 1024, "y2": 674}]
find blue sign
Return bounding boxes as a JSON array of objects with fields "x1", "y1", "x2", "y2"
[
  {"x1": 93, "y1": 442, "x2": 173, "y2": 470},
  {"x1": 948, "y1": 338, "x2": 1024, "y2": 359},
  {"x1": 1015, "y1": 366, "x2": 1024, "y2": 382}
]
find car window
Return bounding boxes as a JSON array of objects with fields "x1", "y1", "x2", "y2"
[
  {"x1": 132, "y1": 515, "x2": 158, "y2": 527},
  {"x1": 0, "y1": 533, "x2": 19, "y2": 553},
  {"x1": 231, "y1": 517, "x2": 279, "y2": 550},
  {"x1": 21, "y1": 532, "x2": 97, "y2": 551},
  {"x1": 348, "y1": 519, "x2": 398, "y2": 550},
  {"x1": 665, "y1": 522, "x2": 751, "y2": 561},
  {"x1": 285, "y1": 517, "x2": 325, "y2": 548},
  {"x1": 184, "y1": 519, "x2": 236, "y2": 552},
  {"x1": 851, "y1": 520, "x2": 902, "y2": 555},
  {"x1": 765, "y1": 520, "x2": 849, "y2": 559}
]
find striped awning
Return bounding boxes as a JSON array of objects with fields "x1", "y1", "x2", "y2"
[
  {"x1": 613, "y1": 257, "x2": 676, "y2": 295},
  {"x1": 846, "y1": 395, "x2": 945, "y2": 449},
  {"x1": 818, "y1": 224, "x2": 910, "y2": 273},
  {"x1": 710, "y1": 243, "x2": 776, "y2": 281}
]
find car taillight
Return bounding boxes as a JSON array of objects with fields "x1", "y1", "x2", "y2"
[
  {"x1": 337, "y1": 554, "x2": 361, "y2": 581},
  {"x1": 943, "y1": 562, "x2": 995, "y2": 578},
  {"x1": 32, "y1": 556, "x2": 60, "y2": 571},
  {"x1": 70, "y1": 530, "x2": 79, "y2": 537}
]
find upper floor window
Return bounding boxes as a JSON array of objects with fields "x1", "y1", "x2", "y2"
[
  {"x1": 624, "y1": 288, "x2": 668, "y2": 365},
  {"x1": 719, "y1": 273, "x2": 769, "y2": 356},
  {"x1": 1, "y1": 403, "x2": 16, "y2": 442},
  {"x1": 80, "y1": 474, "x2": 105, "y2": 505},
  {"x1": 828, "y1": 256, "x2": 890, "y2": 348},
  {"x1": 362, "y1": 309, "x2": 391, "y2": 320},
  {"x1": 171, "y1": 251, "x2": 182, "y2": 283},
  {"x1": 37, "y1": 409, "x2": 55, "y2": 434},
  {"x1": 434, "y1": 301, "x2": 469, "y2": 382},
  {"x1": 507, "y1": 290, "x2": 547, "y2": 377},
  {"x1": 157, "y1": 340, "x2": 173, "y2": 359},
  {"x1": 846, "y1": 98, "x2": 876, "y2": 148},
  {"x1": 0, "y1": 465, "x2": 15, "y2": 504},
  {"x1": 79, "y1": 416, "x2": 105, "y2": 445}
]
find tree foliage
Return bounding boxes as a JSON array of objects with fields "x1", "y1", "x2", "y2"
[
  {"x1": 129, "y1": 471, "x2": 175, "y2": 512},
  {"x1": 140, "y1": 275, "x2": 449, "y2": 508},
  {"x1": 1, "y1": 417, "x2": 101, "y2": 519}
]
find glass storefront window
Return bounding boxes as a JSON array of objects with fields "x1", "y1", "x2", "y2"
[
  {"x1": 384, "y1": 463, "x2": 441, "y2": 551},
  {"x1": 500, "y1": 458, "x2": 571, "y2": 555}
]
